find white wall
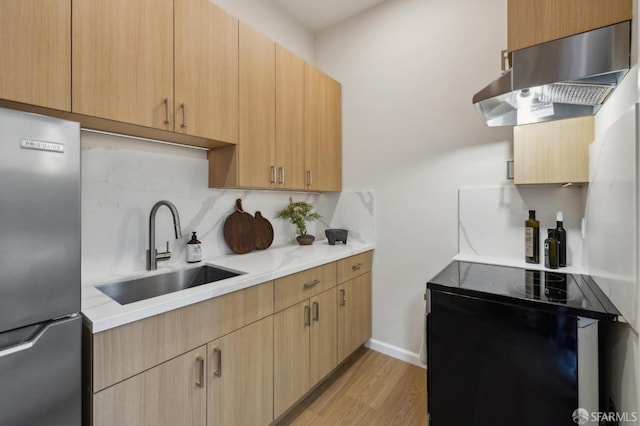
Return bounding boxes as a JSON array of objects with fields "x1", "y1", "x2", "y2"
[
  {"x1": 315, "y1": 0, "x2": 512, "y2": 357},
  {"x1": 209, "y1": 0, "x2": 315, "y2": 63}
]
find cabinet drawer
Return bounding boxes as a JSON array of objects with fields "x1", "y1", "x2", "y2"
[
  {"x1": 274, "y1": 263, "x2": 337, "y2": 312},
  {"x1": 337, "y1": 251, "x2": 373, "y2": 284},
  {"x1": 92, "y1": 281, "x2": 273, "y2": 392}
]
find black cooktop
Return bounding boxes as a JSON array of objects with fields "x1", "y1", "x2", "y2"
[{"x1": 427, "y1": 261, "x2": 619, "y2": 320}]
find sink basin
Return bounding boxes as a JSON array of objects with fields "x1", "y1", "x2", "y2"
[{"x1": 96, "y1": 265, "x2": 244, "y2": 305}]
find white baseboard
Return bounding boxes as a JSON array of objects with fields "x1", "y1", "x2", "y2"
[{"x1": 365, "y1": 338, "x2": 426, "y2": 369}]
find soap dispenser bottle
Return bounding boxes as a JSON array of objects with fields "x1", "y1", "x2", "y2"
[
  {"x1": 187, "y1": 231, "x2": 202, "y2": 263},
  {"x1": 525, "y1": 210, "x2": 540, "y2": 264},
  {"x1": 555, "y1": 211, "x2": 567, "y2": 267}
]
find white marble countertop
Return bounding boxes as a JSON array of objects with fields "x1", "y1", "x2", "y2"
[
  {"x1": 82, "y1": 241, "x2": 375, "y2": 333},
  {"x1": 453, "y1": 253, "x2": 588, "y2": 275}
]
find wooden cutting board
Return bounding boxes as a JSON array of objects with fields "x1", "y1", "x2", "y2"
[
  {"x1": 223, "y1": 199, "x2": 257, "y2": 254},
  {"x1": 254, "y1": 211, "x2": 274, "y2": 250}
]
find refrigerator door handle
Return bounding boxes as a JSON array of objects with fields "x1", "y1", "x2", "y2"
[{"x1": 0, "y1": 322, "x2": 52, "y2": 358}]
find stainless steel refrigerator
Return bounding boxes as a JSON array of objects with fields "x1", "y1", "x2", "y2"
[{"x1": 0, "y1": 107, "x2": 81, "y2": 426}]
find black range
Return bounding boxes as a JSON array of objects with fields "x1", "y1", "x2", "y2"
[
  {"x1": 426, "y1": 261, "x2": 620, "y2": 426},
  {"x1": 427, "y1": 261, "x2": 619, "y2": 320}
]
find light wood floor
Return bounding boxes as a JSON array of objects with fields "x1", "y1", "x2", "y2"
[{"x1": 276, "y1": 347, "x2": 428, "y2": 426}]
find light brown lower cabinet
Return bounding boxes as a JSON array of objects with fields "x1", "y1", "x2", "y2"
[
  {"x1": 87, "y1": 253, "x2": 373, "y2": 425},
  {"x1": 208, "y1": 316, "x2": 274, "y2": 426},
  {"x1": 92, "y1": 346, "x2": 207, "y2": 426},
  {"x1": 337, "y1": 272, "x2": 372, "y2": 363},
  {"x1": 273, "y1": 287, "x2": 337, "y2": 419}
]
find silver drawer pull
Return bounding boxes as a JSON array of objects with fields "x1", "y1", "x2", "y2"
[
  {"x1": 163, "y1": 98, "x2": 170, "y2": 124},
  {"x1": 352, "y1": 263, "x2": 364, "y2": 271},
  {"x1": 303, "y1": 279, "x2": 320, "y2": 290},
  {"x1": 196, "y1": 356, "x2": 204, "y2": 388},
  {"x1": 214, "y1": 347, "x2": 222, "y2": 377},
  {"x1": 304, "y1": 305, "x2": 311, "y2": 326}
]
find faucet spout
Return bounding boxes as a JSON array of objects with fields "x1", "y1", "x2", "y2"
[{"x1": 147, "y1": 200, "x2": 183, "y2": 270}]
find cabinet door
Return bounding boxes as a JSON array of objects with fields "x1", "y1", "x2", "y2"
[
  {"x1": 93, "y1": 346, "x2": 206, "y2": 426},
  {"x1": 175, "y1": 0, "x2": 238, "y2": 143},
  {"x1": 508, "y1": 0, "x2": 632, "y2": 52},
  {"x1": 274, "y1": 300, "x2": 310, "y2": 418},
  {"x1": 275, "y1": 45, "x2": 305, "y2": 189},
  {"x1": 208, "y1": 316, "x2": 273, "y2": 426},
  {"x1": 337, "y1": 272, "x2": 372, "y2": 363},
  {"x1": 0, "y1": 0, "x2": 71, "y2": 110},
  {"x1": 72, "y1": 0, "x2": 174, "y2": 130},
  {"x1": 309, "y1": 287, "x2": 337, "y2": 387},
  {"x1": 305, "y1": 63, "x2": 342, "y2": 192},
  {"x1": 238, "y1": 23, "x2": 276, "y2": 188},
  {"x1": 513, "y1": 116, "x2": 594, "y2": 185}
]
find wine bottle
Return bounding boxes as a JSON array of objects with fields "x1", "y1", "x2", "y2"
[
  {"x1": 544, "y1": 229, "x2": 559, "y2": 269},
  {"x1": 556, "y1": 211, "x2": 567, "y2": 267},
  {"x1": 525, "y1": 210, "x2": 540, "y2": 264}
]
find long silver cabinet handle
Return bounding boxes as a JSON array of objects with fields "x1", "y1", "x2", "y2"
[
  {"x1": 303, "y1": 279, "x2": 320, "y2": 290},
  {"x1": 270, "y1": 166, "x2": 276, "y2": 184},
  {"x1": 163, "y1": 98, "x2": 170, "y2": 124},
  {"x1": 180, "y1": 103, "x2": 187, "y2": 129},
  {"x1": 312, "y1": 301, "x2": 319, "y2": 322},
  {"x1": 307, "y1": 170, "x2": 313, "y2": 187},
  {"x1": 214, "y1": 347, "x2": 222, "y2": 377},
  {"x1": 279, "y1": 167, "x2": 285, "y2": 185},
  {"x1": 0, "y1": 321, "x2": 52, "y2": 358},
  {"x1": 304, "y1": 305, "x2": 311, "y2": 326},
  {"x1": 196, "y1": 356, "x2": 204, "y2": 388},
  {"x1": 340, "y1": 289, "x2": 346, "y2": 306},
  {"x1": 352, "y1": 263, "x2": 364, "y2": 271}
]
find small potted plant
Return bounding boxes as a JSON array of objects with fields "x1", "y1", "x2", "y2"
[{"x1": 275, "y1": 197, "x2": 321, "y2": 245}]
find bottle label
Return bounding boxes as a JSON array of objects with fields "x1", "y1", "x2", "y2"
[
  {"x1": 187, "y1": 244, "x2": 202, "y2": 262},
  {"x1": 525, "y1": 227, "x2": 534, "y2": 257}
]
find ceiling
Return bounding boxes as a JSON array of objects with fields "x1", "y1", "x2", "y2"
[{"x1": 272, "y1": 0, "x2": 386, "y2": 33}]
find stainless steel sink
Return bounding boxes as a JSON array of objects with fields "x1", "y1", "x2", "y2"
[{"x1": 96, "y1": 265, "x2": 244, "y2": 305}]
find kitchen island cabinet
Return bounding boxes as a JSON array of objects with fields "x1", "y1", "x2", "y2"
[{"x1": 0, "y1": 0, "x2": 71, "y2": 111}]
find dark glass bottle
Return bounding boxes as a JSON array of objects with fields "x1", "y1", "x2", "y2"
[
  {"x1": 544, "y1": 229, "x2": 559, "y2": 269},
  {"x1": 525, "y1": 210, "x2": 540, "y2": 264},
  {"x1": 556, "y1": 211, "x2": 566, "y2": 267}
]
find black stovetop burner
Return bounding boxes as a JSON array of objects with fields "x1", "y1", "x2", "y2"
[{"x1": 427, "y1": 261, "x2": 619, "y2": 320}]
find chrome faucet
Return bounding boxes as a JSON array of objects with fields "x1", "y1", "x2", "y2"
[{"x1": 146, "y1": 200, "x2": 183, "y2": 270}]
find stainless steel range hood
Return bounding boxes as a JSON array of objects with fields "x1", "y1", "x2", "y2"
[{"x1": 473, "y1": 21, "x2": 631, "y2": 127}]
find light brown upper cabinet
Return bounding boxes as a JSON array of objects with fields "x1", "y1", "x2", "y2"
[
  {"x1": 0, "y1": 0, "x2": 71, "y2": 111},
  {"x1": 305, "y1": 64, "x2": 342, "y2": 192},
  {"x1": 209, "y1": 34, "x2": 308, "y2": 190},
  {"x1": 237, "y1": 23, "x2": 276, "y2": 189},
  {"x1": 174, "y1": 0, "x2": 238, "y2": 143},
  {"x1": 72, "y1": 0, "x2": 174, "y2": 131},
  {"x1": 275, "y1": 45, "x2": 306, "y2": 190},
  {"x1": 507, "y1": 0, "x2": 632, "y2": 52},
  {"x1": 513, "y1": 116, "x2": 594, "y2": 185}
]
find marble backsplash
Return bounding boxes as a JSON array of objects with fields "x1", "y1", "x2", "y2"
[
  {"x1": 458, "y1": 185, "x2": 586, "y2": 268},
  {"x1": 81, "y1": 130, "x2": 374, "y2": 283}
]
